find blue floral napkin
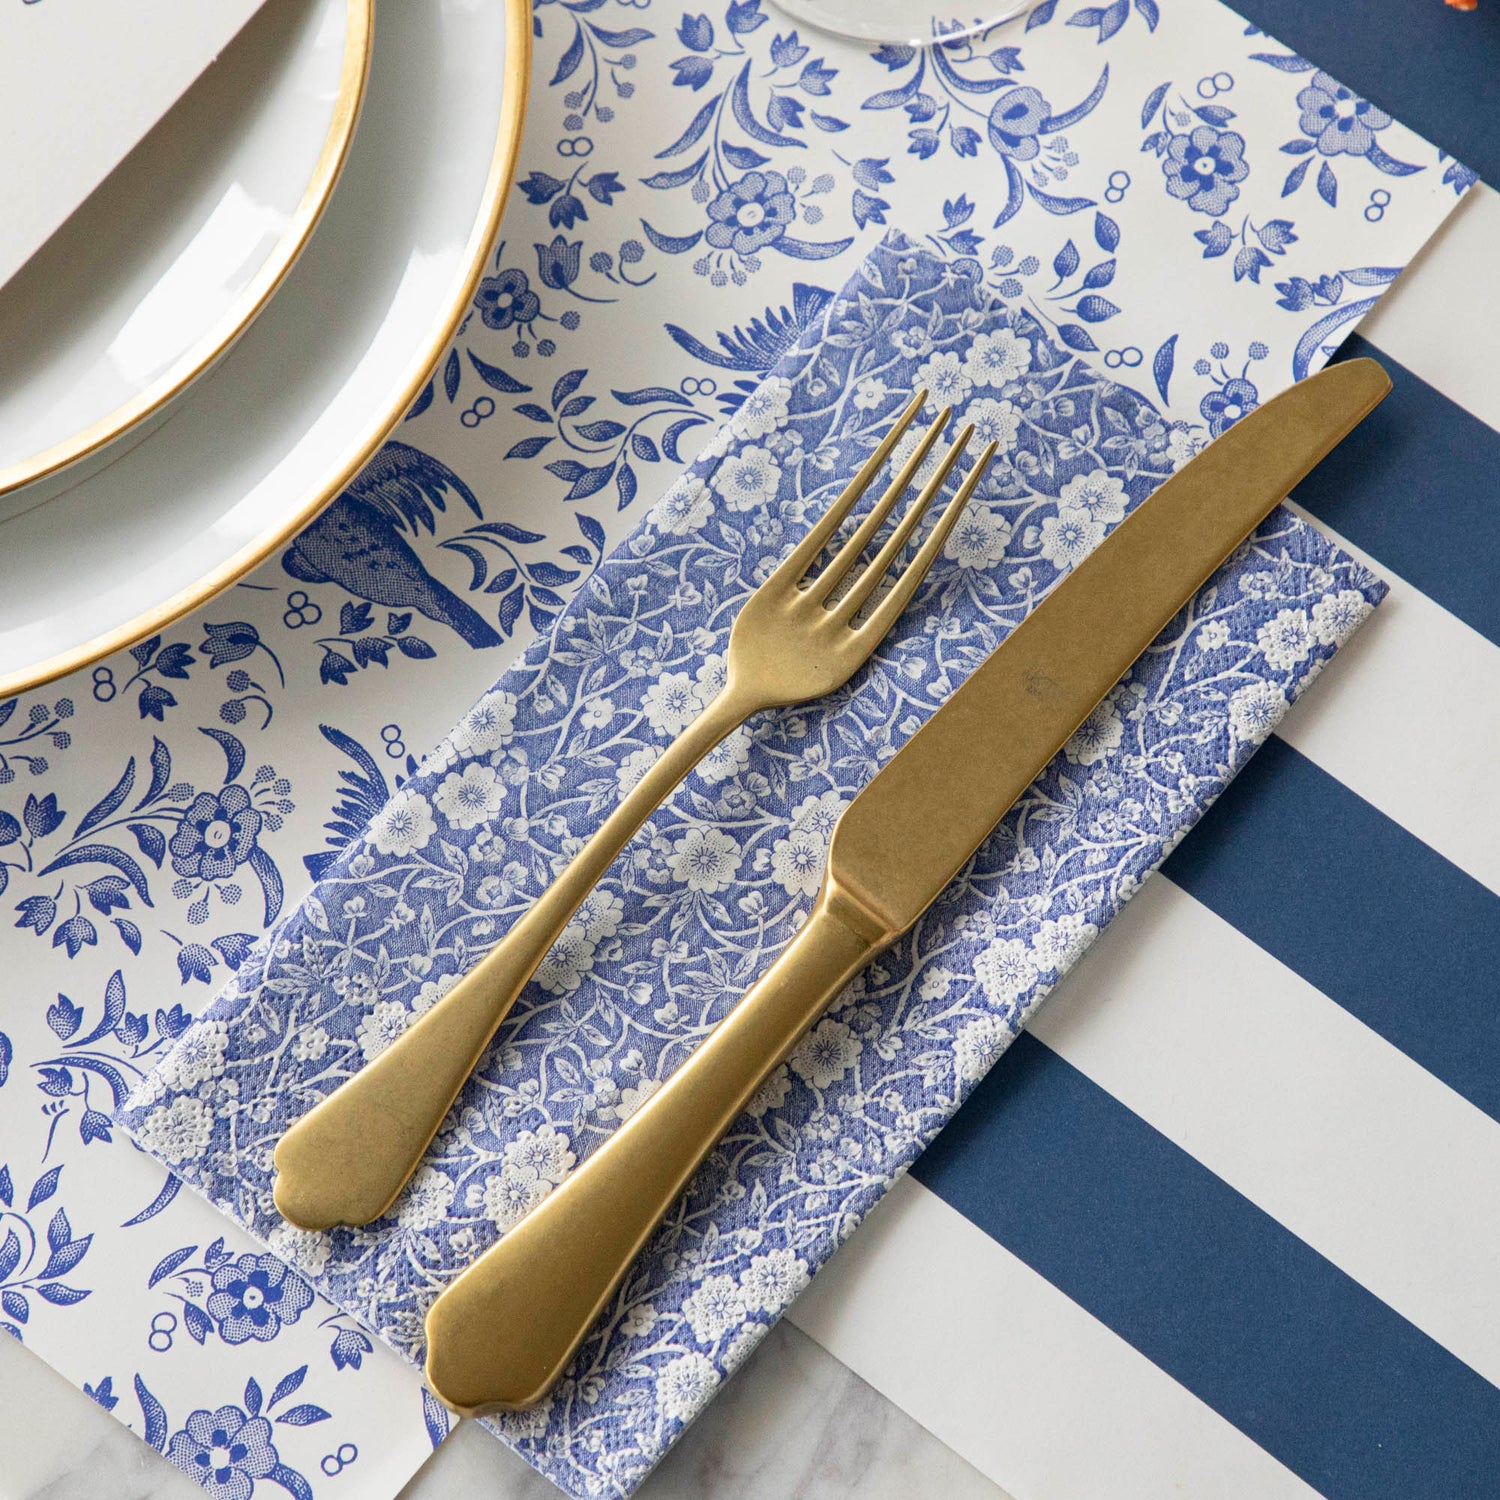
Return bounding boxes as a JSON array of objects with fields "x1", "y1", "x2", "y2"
[{"x1": 119, "y1": 229, "x2": 1384, "y2": 1498}]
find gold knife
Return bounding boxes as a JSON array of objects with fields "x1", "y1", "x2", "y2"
[{"x1": 422, "y1": 357, "x2": 1391, "y2": 1415}]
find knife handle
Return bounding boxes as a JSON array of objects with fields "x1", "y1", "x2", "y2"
[
  {"x1": 423, "y1": 887, "x2": 883, "y2": 1416},
  {"x1": 272, "y1": 688, "x2": 750, "y2": 1232}
]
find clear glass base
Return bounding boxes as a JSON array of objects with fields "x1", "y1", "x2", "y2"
[{"x1": 767, "y1": 0, "x2": 1038, "y2": 46}]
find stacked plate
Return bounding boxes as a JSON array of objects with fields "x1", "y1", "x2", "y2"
[{"x1": 0, "y1": 0, "x2": 530, "y2": 696}]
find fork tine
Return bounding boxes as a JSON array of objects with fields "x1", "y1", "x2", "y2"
[
  {"x1": 851, "y1": 440, "x2": 999, "y2": 638},
  {"x1": 832, "y1": 423, "x2": 974, "y2": 624},
  {"x1": 774, "y1": 389, "x2": 927, "y2": 585},
  {"x1": 809, "y1": 405, "x2": 952, "y2": 603}
]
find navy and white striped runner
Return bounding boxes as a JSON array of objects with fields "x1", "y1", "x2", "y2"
[{"x1": 793, "y1": 11, "x2": 1500, "y2": 1491}]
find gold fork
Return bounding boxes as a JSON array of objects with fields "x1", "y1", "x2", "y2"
[{"x1": 272, "y1": 390, "x2": 997, "y2": 1231}]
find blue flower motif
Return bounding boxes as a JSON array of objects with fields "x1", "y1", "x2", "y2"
[
  {"x1": 475, "y1": 268, "x2": 540, "y2": 331},
  {"x1": 1200, "y1": 376, "x2": 1260, "y2": 437},
  {"x1": 199, "y1": 622, "x2": 261, "y2": 670},
  {"x1": 158, "y1": 1002, "x2": 191, "y2": 1038},
  {"x1": 986, "y1": 85, "x2": 1051, "y2": 161},
  {"x1": 726, "y1": 0, "x2": 765, "y2": 35},
  {"x1": 705, "y1": 171, "x2": 796, "y2": 257},
  {"x1": 330, "y1": 1325, "x2": 374, "y2": 1370},
  {"x1": 15, "y1": 894, "x2": 56, "y2": 934},
  {"x1": 205, "y1": 1253, "x2": 313, "y2": 1345},
  {"x1": 53, "y1": 914, "x2": 97, "y2": 958},
  {"x1": 535, "y1": 235, "x2": 583, "y2": 291},
  {"x1": 83, "y1": 1375, "x2": 118, "y2": 1411},
  {"x1": 177, "y1": 942, "x2": 218, "y2": 984},
  {"x1": 46, "y1": 995, "x2": 82, "y2": 1039},
  {"x1": 165, "y1": 1404, "x2": 279, "y2": 1500},
  {"x1": 1297, "y1": 72, "x2": 1392, "y2": 158},
  {"x1": 1443, "y1": 159, "x2": 1479, "y2": 195},
  {"x1": 1163, "y1": 125, "x2": 1249, "y2": 216},
  {"x1": 676, "y1": 11, "x2": 713, "y2": 50},
  {"x1": 168, "y1": 787, "x2": 262, "y2": 883}
]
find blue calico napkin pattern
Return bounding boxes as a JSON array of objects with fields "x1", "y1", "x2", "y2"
[{"x1": 119, "y1": 229, "x2": 1384, "y2": 1498}]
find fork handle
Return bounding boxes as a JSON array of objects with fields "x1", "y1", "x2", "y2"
[
  {"x1": 422, "y1": 888, "x2": 882, "y2": 1415},
  {"x1": 273, "y1": 687, "x2": 753, "y2": 1232}
]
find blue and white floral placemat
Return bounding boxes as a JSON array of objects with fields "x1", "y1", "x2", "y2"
[
  {"x1": 120, "y1": 229, "x2": 1386, "y2": 1497},
  {"x1": 0, "y1": 1, "x2": 1467, "y2": 1496}
]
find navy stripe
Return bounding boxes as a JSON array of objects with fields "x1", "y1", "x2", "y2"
[
  {"x1": 1162, "y1": 735, "x2": 1500, "y2": 1123},
  {"x1": 1288, "y1": 335, "x2": 1500, "y2": 648},
  {"x1": 1232, "y1": 0, "x2": 1499, "y2": 187},
  {"x1": 912, "y1": 1032, "x2": 1500, "y2": 1499}
]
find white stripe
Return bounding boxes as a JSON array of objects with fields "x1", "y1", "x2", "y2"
[
  {"x1": 1028, "y1": 875, "x2": 1500, "y2": 1391},
  {"x1": 1360, "y1": 182, "x2": 1500, "y2": 433},
  {"x1": 1276, "y1": 505, "x2": 1500, "y2": 900},
  {"x1": 788, "y1": 1173, "x2": 1318, "y2": 1500}
]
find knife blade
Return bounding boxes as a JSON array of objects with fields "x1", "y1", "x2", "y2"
[{"x1": 422, "y1": 357, "x2": 1391, "y2": 1416}]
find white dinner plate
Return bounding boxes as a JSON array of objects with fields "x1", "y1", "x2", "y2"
[
  {"x1": 0, "y1": 0, "x2": 531, "y2": 697},
  {"x1": 0, "y1": 0, "x2": 370, "y2": 502}
]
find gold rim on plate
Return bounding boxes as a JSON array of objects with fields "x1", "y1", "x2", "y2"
[
  {"x1": 0, "y1": 0, "x2": 532, "y2": 703},
  {"x1": 0, "y1": 0, "x2": 375, "y2": 504}
]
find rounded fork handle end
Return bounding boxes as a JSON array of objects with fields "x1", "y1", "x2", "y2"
[{"x1": 272, "y1": 972, "x2": 512, "y2": 1230}]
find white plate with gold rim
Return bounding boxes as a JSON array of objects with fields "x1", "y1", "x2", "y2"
[
  {"x1": 0, "y1": 0, "x2": 531, "y2": 697},
  {"x1": 0, "y1": 0, "x2": 370, "y2": 505}
]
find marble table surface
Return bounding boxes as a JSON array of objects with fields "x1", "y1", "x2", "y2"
[{"x1": 0, "y1": 1316, "x2": 1012, "y2": 1499}]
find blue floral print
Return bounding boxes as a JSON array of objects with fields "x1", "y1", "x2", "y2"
[
  {"x1": 1253, "y1": 49, "x2": 1422, "y2": 206},
  {"x1": 407, "y1": 0, "x2": 1460, "y2": 471},
  {"x1": 120, "y1": 232, "x2": 1386, "y2": 1500},
  {"x1": 0, "y1": 1162, "x2": 92, "y2": 1339},
  {"x1": 1271, "y1": 262, "x2": 1404, "y2": 378},
  {"x1": 170, "y1": 788, "x2": 264, "y2": 885},
  {"x1": 1141, "y1": 82, "x2": 1305, "y2": 285},
  {"x1": 207, "y1": 1254, "x2": 314, "y2": 1346},
  {"x1": 0, "y1": 609, "x2": 440, "y2": 1493},
  {"x1": 536, "y1": 234, "x2": 585, "y2": 292},
  {"x1": 475, "y1": 268, "x2": 542, "y2": 332},
  {"x1": 133, "y1": 1369, "x2": 329, "y2": 1500},
  {"x1": 1022, "y1": 0, "x2": 1162, "y2": 45},
  {"x1": 988, "y1": 85, "x2": 1052, "y2": 159},
  {"x1": 638, "y1": 0, "x2": 855, "y2": 283},
  {"x1": 1162, "y1": 123, "x2": 1249, "y2": 215},
  {"x1": 30, "y1": 970, "x2": 190, "y2": 1150},
  {"x1": 0, "y1": 694, "x2": 73, "y2": 784},
  {"x1": 168, "y1": 1404, "x2": 281, "y2": 1500},
  {"x1": 0, "y1": 730, "x2": 288, "y2": 958},
  {"x1": 1192, "y1": 338, "x2": 1267, "y2": 436},
  {"x1": 705, "y1": 171, "x2": 797, "y2": 256},
  {"x1": 1297, "y1": 71, "x2": 1392, "y2": 159},
  {"x1": 1200, "y1": 374, "x2": 1259, "y2": 435},
  {"x1": 862, "y1": 39, "x2": 1108, "y2": 226}
]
